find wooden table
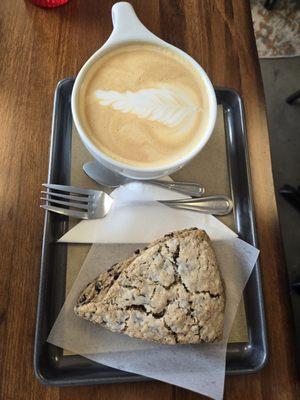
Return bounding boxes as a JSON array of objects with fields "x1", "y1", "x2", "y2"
[{"x1": 0, "y1": 0, "x2": 298, "y2": 399}]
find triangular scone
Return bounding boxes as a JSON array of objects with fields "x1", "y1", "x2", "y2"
[{"x1": 74, "y1": 228, "x2": 225, "y2": 344}]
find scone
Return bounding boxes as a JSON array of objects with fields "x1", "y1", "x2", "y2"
[{"x1": 74, "y1": 228, "x2": 225, "y2": 344}]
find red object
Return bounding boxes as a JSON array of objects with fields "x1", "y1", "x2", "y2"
[{"x1": 30, "y1": 0, "x2": 69, "y2": 8}]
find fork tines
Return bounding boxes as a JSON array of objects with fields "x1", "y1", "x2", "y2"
[{"x1": 40, "y1": 183, "x2": 93, "y2": 219}]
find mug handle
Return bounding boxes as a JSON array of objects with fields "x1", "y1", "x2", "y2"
[{"x1": 111, "y1": 2, "x2": 157, "y2": 41}]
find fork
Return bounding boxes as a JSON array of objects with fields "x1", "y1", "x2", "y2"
[
  {"x1": 40, "y1": 184, "x2": 114, "y2": 219},
  {"x1": 40, "y1": 184, "x2": 233, "y2": 219}
]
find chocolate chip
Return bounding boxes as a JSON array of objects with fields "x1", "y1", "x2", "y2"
[
  {"x1": 173, "y1": 245, "x2": 180, "y2": 263},
  {"x1": 153, "y1": 311, "x2": 164, "y2": 319},
  {"x1": 134, "y1": 249, "x2": 140, "y2": 255},
  {"x1": 78, "y1": 294, "x2": 86, "y2": 303},
  {"x1": 113, "y1": 273, "x2": 120, "y2": 280},
  {"x1": 95, "y1": 282, "x2": 102, "y2": 293},
  {"x1": 165, "y1": 232, "x2": 174, "y2": 238},
  {"x1": 127, "y1": 305, "x2": 147, "y2": 313}
]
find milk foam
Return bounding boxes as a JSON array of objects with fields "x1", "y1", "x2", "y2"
[{"x1": 95, "y1": 86, "x2": 200, "y2": 128}]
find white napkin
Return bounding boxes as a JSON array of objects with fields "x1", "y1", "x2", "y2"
[{"x1": 59, "y1": 182, "x2": 237, "y2": 243}]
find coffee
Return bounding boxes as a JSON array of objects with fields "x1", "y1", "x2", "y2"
[{"x1": 78, "y1": 43, "x2": 210, "y2": 168}]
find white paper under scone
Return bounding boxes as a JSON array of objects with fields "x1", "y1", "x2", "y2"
[
  {"x1": 48, "y1": 236, "x2": 259, "y2": 400},
  {"x1": 63, "y1": 106, "x2": 248, "y2": 342}
]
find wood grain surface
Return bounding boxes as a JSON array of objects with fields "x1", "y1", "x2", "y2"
[{"x1": 0, "y1": 0, "x2": 298, "y2": 399}]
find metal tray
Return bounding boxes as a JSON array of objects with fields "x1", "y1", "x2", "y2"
[{"x1": 34, "y1": 78, "x2": 267, "y2": 386}]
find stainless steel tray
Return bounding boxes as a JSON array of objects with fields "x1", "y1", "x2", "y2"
[{"x1": 34, "y1": 78, "x2": 267, "y2": 386}]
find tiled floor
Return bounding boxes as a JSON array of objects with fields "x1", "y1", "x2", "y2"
[{"x1": 260, "y1": 56, "x2": 300, "y2": 278}]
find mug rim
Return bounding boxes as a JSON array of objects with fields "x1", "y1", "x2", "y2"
[{"x1": 71, "y1": 40, "x2": 217, "y2": 175}]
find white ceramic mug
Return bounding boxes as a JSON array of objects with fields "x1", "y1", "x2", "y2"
[{"x1": 71, "y1": 2, "x2": 217, "y2": 179}]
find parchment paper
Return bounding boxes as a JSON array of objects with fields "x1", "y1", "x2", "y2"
[{"x1": 48, "y1": 235, "x2": 259, "y2": 400}]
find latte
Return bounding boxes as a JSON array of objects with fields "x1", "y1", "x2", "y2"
[{"x1": 78, "y1": 43, "x2": 211, "y2": 168}]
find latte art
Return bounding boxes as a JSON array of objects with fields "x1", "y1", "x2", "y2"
[
  {"x1": 78, "y1": 43, "x2": 211, "y2": 167},
  {"x1": 94, "y1": 87, "x2": 200, "y2": 128}
]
